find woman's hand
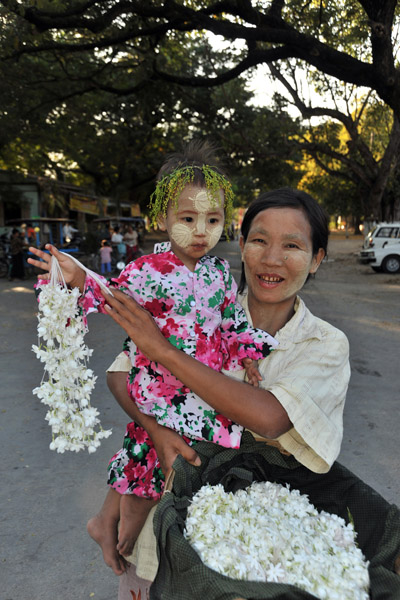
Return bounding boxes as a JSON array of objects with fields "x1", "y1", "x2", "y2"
[
  {"x1": 28, "y1": 244, "x2": 86, "y2": 291},
  {"x1": 102, "y1": 288, "x2": 171, "y2": 363},
  {"x1": 150, "y1": 424, "x2": 201, "y2": 478}
]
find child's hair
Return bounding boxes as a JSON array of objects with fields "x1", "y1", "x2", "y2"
[
  {"x1": 148, "y1": 139, "x2": 234, "y2": 236},
  {"x1": 102, "y1": 239, "x2": 110, "y2": 247}
]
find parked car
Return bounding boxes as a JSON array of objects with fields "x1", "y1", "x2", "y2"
[
  {"x1": 362, "y1": 222, "x2": 400, "y2": 249},
  {"x1": 358, "y1": 242, "x2": 400, "y2": 273}
]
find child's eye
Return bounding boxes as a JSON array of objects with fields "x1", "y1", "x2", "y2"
[
  {"x1": 209, "y1": 218, "x2": 220, "y2": 224},
  {"x1": 183, "y1": 217, "x2": 193, "y2": 223}
]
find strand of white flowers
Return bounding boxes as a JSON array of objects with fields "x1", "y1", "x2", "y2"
[
  {"x1": 60, "y1": 251, "x2": 113, "y2": 296},
  {"x1": 32, "y1": 256, "x2": 112, "y2": 453},
  {"x1": 184, "y1": 482, "x2": 370, "y2": 600}
]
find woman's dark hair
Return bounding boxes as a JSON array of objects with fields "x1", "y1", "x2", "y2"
[{"x1": 238, "y1": 187, "x2": 329, "y2": 293}]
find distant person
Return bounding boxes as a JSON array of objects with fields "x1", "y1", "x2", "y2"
[
  {"x1": 111, "y1": 226, "x2": 126, "y2": 260},
  {"x1": 63, "y1": 222, "x2": 78, "y2": 242},
  {"x1": 123, "y1": 225, "x2": 138, "y2": 263},
  {"x1": 100, "y1": 239, "x2": 113, "y2": 274},
  {"x1": 9, "y1": 228, "x2": 25, "y2": 280},
  {"x1": 26, "y1": 223, "x2": 36, "y2": 245}
]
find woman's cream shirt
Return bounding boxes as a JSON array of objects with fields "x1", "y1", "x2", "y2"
[{"x1": 226, "y1": 294, "x2": 351, "y2": 474}]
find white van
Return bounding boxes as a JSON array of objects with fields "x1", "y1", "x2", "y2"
[{"x1": 363, "y1": 222, "x2": 400, "y2": 249}]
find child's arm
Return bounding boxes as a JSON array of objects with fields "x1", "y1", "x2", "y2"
[{"x1": 242, "y1": 357, "x2": 263, "y2": 387}]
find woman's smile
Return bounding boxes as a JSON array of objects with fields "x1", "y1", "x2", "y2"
[{"x1": 257, "y1": 273, "x2": 285, "y2": 285}]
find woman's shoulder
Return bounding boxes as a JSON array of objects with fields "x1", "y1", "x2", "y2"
[{"x1": 294, "y1": 297, "x2": 349, "y2": 350}]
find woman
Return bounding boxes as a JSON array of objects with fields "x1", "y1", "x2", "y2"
[{"x1": 101, "y1": 187, "x2": 355, "y2": 596}]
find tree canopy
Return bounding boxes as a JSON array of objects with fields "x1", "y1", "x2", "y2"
[
  {"x1": 2, "y1": 1, "x2": 400, "y2": 117},
  {"x1": 1, "y1": 0, "x2": 400, "y2": 221}
]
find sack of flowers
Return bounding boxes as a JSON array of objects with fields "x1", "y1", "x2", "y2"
[{"x1": 150, "y1": 432, "x2": 400, "y2": 600}]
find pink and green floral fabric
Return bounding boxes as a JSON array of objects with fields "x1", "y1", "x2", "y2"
[{"x1": 80, "y1": 242, "x2": 277, "y2": 447}]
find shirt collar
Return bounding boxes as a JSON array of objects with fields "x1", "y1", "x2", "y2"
[
  {"x1": 239, "y1": 293, "x2": 323, "y2": 348},
  {"x1": 153, "y1": 241, "x2": 171, "y2": 254}
]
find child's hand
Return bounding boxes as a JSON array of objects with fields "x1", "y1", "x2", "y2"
[
  {"x1": 28, "y1": 244, "x2": 86, "y2": 291},
  {"x1": 242, "y1": 358, "x2": 263, "y2": 387}
]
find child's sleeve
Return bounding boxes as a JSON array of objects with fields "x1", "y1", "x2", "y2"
[
  {"x1": 79, "y1": 263, "x2": 140, "y2": 317},
  {"x1": 219, "y1": 261, "x2": 278, "y2": 371}
]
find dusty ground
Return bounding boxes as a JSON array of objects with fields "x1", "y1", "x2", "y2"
[{"x1": 0, "y1": 231, "x2": 398, "y2": 600}]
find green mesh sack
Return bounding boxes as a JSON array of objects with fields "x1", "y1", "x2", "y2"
[{"x1": 150, "y1": 432, "x2": 400, "y2": 600}]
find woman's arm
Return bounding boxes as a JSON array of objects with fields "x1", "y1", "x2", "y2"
[{"x1": 103, "y1": 289, "x2": 292, "y2": 439}]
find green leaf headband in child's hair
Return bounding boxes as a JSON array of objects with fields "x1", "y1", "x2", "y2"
[{"x1": 148, "y1": 165, "x2": 235, "y2": 238}]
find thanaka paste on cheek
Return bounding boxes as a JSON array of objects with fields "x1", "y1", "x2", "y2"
[
  {"x1": 170, "y1": 223, "x2": 193, "y2": 248},
  {"x1": 208, "y1": 224, "x2": 224, "y2": 248}
]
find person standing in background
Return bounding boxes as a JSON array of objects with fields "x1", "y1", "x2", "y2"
[
  {"x1": 100, "y1": 239, "x2": 113, "y2": 274},
  {"x1": 111, "y1": 226, "x2": 126, "y2": 261},
  {"x1": 63, "y1": 221, "x2": 78, "y2": 242},
  {"x1": 123, "y1": 225, "x2": 138, "y2": 263}
]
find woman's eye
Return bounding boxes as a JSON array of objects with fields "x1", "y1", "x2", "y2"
[
  {"x1": 251, "y1": 237, "x2": 266, "y2": 244},
  {"x1": 286, "y1": 243, "x2": 299, "y2": 249}
]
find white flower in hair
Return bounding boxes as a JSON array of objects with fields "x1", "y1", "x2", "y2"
[{"x1": 32, "y1": 254, "x2": 112, "y2": 453}]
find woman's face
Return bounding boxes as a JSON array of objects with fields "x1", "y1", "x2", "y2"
[{"x1": 240, "y1": 207, "x2": 325, "y2": 309}]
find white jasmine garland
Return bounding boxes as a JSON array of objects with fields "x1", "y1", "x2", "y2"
[
  {"x1": 184, "y1": 481, "x2": 370, "y2": 599},
  {"x1": 32, "y1": 256, "x2": 112, "y2": 453}
]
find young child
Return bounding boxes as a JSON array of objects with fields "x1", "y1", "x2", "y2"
[
  {"x1": 29, "y1": 141, "x2": 277, "y2": 576},
  {"x1": 100, "y1": 239, "x2": 113, "y2": 274},
  {"x1": 82, "y1": 141, "x2": 278, "y2": 575}
]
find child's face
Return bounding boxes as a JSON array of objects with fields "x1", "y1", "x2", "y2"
[{"x1": 159, "y1": 184, "x2": 225, "y2": 270}]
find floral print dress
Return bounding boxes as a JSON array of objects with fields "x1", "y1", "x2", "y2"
[{"x1": 80, "y1": 242, "x2": 277, "y2": 498}]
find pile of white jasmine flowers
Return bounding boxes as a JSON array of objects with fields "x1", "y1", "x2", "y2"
[
  {"x1": 32, "y1": 260, "x2": 112, "y2": 453},
  {"x1": 184, "y1": 481, "x2": 370, "y2": 600}
]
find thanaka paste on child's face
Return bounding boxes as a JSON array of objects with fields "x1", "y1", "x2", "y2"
[{"x1": 159, "y1": 185, "x2": 225, "y2": 266}]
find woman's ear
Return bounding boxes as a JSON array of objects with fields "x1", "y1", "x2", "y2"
[
  {"x1": 239, "y1": 235, "x2": 245, "y2": 258},
  {"x1": 310, "y1": 248, "x2": 325, "y2": 274}
]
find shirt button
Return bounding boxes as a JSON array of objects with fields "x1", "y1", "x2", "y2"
[
  {"x1": 190, "y1": 300, "x2": 196, "y2": 307},
  {"x1": 188, "y1": 272, "x2": 194, "y2": 278}
]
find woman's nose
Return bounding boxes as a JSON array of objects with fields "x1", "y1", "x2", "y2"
[{"x1": 261, "y1": 246, "x2": 285, "y2": 265}]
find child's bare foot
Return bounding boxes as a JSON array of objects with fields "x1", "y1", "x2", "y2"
[
  {"x1": 117, "y1": 495, "x2": 158, "y2": 557},
  {"x1": 87, "y1": 513, "x2": 127, "y2": 576},
  {"x1": 86, "y1": 489, "x2": 126, "y2": 576}
]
